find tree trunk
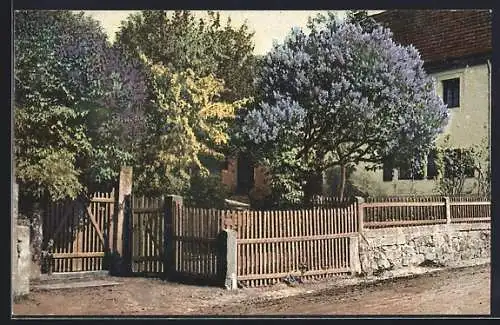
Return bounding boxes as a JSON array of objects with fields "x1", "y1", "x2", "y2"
[{"x1": 338, "y1": 164, "x2": 347, "y2": 201}]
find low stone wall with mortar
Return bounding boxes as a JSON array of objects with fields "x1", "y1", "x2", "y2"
[{"x1": 358, "y1": 223, "x2": 490, "y2": 275}]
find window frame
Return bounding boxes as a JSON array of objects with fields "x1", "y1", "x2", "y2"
[{"x1": 442, "y1": 77, "x2": 460, "y2": 108}]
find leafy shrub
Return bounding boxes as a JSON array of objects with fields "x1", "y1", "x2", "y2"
[{"x1": 184, "y1": 173, "x2": 230, "y2": 209}]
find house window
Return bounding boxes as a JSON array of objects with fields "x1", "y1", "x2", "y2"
[
  {"x1": 398, "y1": 165, "x2": 424, "y2": 180},
  {"x1": 397, "y1": 157, "x2": 425, "y2": 181},
  {"x1": 442, "y1": 78, "x2": 460, "y2": 108},
  {"x1": 426, "y1": 149, "x2": 439, "y2": 180},
  {"x1": 382, "y1": 158, "x2": 394, "y2": 182}
]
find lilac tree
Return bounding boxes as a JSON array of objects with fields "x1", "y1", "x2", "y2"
[
  {"x1": 239, "y1": 14, "x2": 448, "y2": 205},
  {"x1": 14, "y1": 10, "x2": 149, "y2": 200}
]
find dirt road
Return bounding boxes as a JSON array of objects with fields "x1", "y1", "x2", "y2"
[
  {"x1": 13, "y1": 264, "x2": 490, "y2": 316},
  {"x1": 207, "y1": 264, "x2": 490, "y2": 315}
]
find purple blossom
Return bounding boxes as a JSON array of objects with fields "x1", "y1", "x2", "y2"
[{"x1": 240, "y1": 14, "x2": 448, "y2": 170}]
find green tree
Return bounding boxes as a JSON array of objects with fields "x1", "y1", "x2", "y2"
[
  {"x1": 115, "y1": 10, "x2": 258, "y2": 197},
  {"x1": 14, "y1": 10, "x2": 106, "y2": 202},
  {"x1": 115, "y1": 10, "x2": 256, "y2": 101},
  {"x1": 134, "y1": 55, "x2": 248, "y2": 195}
]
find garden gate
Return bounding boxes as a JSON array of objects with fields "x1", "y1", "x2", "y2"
[
  {"x1": 42, "y1": 167, "x2": 132, "y2": 274},
  {"x1": 129, "y1": 195, "x2": 168, "y2": 274},
  {"x1": 43, "y1": 190, "x2": 116, "y2": 273}
]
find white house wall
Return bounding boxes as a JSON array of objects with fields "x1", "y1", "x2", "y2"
[{"x1": 349, "y1": 63, "x2": 490, "y2": 196}]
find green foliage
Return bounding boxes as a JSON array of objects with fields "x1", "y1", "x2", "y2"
[
  {"x1": 184, "y1": 173, "x2": 230, "y2": 209},
  {"x1": 14, "y1": 11, "x2": 108, "y2": 107},
  {"x1": 434, "y1": 136, "x2": 490, "y2": 197},
  {"x1": 115, "y1": 10, "x2": 256, "y2": 101},
  {"x1": 473, "y1": 137, "x2": 491, "y2": 198},
  {"x1": 14, "y1": 11, "x2": 106, "y2": 200},
  {"x1": 16, "y1": 149, "x2": 83, "y2": 201},
  {"x1": 14, "y1": 11, "x2": 149, "y2": 199},
  {"x1": 14, "y1": 102, "x2": 92, "y2": 200},
  {"x1": 115, "y1": 10, "x2": 259, "y2": 197},
  {"x1": 133, "y1": 57, "x2": 248, "y2": 196}
]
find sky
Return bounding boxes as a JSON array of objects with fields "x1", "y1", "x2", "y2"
[{"x1": 82, "y1": 10, "x2": 384, "y2": 55}]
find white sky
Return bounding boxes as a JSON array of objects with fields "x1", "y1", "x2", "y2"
[{"x1": 82, "y1": 10, "x2": 383, "y2": 55}]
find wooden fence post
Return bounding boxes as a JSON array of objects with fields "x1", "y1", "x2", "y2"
[
  {"x1": 164, "y1": 195, "x2": 183, "y2": 279},
  {"x1": 352, "y1": 196, "x2": 364, "y2": 275},
  {"x1": 444, "y1": 196, "x2": 451, "y2": 224},
  {"x1": 355, "y1": 196, "x2": 365, "y2": 232},
  {"x1": 116, "y1": 167, "x2": 133, "y2": 259}
]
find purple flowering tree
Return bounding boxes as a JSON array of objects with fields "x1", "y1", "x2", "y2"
[
  {"x1": 14, "y1": 10, "x2": 149, "y2": 200},
  {"x1": 239, "y1": 14, "x2": 448, "y2": 204}
]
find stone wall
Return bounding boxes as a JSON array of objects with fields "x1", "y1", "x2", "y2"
[
  {"x1": 13, "y1": 225, "x2": 31, "y2": 298},
  {"x1": 359, "y1": 223, "x2": 490, "y2": 275},
  {"x1": 12, "y1": 182, "x2": 31, "y2": 298}
]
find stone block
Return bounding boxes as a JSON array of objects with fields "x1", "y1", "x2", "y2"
[
  {"x1": 14, "y1": 225, "x2": 30, "y2": 297},
  {"x1": 217, "y1": 229, "x2": 238, "y2": 290},
  {"x1": 349, "y1": 236, "x2": 362, "y2": 275}
]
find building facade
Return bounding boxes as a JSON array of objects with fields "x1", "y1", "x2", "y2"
[
  {"x1": 222, "y1": 10, "x2": 492, "y2": 198},
  {"x1": 351, "y1": 9, "x2": 492, "y2": 196}
]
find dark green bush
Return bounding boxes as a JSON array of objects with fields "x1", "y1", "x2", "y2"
[{"x1": 184, "y1": 173, "x2": 230, "y2": 209}]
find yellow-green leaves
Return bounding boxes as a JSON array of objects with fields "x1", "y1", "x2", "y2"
[{"x1": 135, "y1": 56, "x2": 248, "y2": 195}]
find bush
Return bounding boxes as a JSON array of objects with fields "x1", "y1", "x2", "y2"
[
  {"x1": 348, "y1": 168, "x2": 389, "y2": 198},
  {"x1": 324, "y1": 166, "x2": 383, "y2": 198},
  {"x1": 184, "y1": 173, "x2": 230, "y2": 209}
]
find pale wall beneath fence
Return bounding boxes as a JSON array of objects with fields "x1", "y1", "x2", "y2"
[{"x1": 359, "y1": 222, "x2": 490, "y2": 275}]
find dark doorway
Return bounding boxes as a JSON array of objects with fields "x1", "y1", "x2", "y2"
[{"x1": 236, "y1": 152, "x2": 254, "y2": 194}]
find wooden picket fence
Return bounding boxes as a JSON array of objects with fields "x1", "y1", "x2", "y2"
[
  {"x1": 311, "y1": 195, "x2": 355, "y2": 207},
  {"x1": 449, "y1": 195, "x2": 491, "y2": 223},
  {"x1": 362, "y1": 195, "x2": 490, "y2": 228},
  {"x1": 129, "y1": 196, "x2": 360, "y2": 286},
  {"x1": 171, "y1": 206, "x2": 228, "y2": 280},
  {"x1": 236, "y1": 205, "x2": 359, "y2": 287},
  {"x1": 43, "y1": 189, "x2": 491, "y2": 281},
  {"x1": 128, "y1": 194, "x2": 490, "y2": 286},
  {"x1": 43, "y1": 190, "x2": 115, "y2": 273}
]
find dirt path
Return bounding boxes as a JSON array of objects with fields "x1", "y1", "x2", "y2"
[
  {"x1": 207, "y1": 264, "x2": 490, "y2": 315},
  {"x1": 13, "y1": 264, "x2": 490, "y2": 316}
]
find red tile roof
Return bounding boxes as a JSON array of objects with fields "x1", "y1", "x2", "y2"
[{"x1": 372, "y1": 10, "x2": 492, "y2": 64}]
